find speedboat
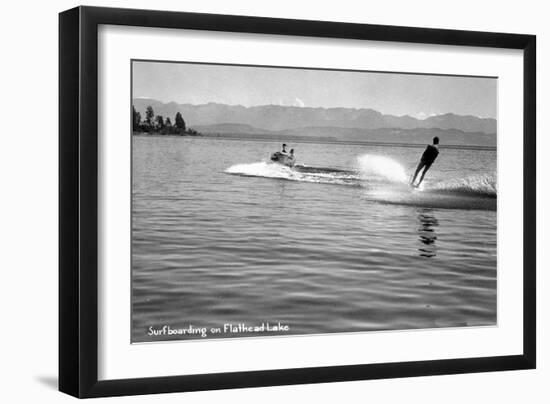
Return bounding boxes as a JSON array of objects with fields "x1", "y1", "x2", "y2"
[{"x1": 270, "y1": 152, "x2": 295, "y2": 167}]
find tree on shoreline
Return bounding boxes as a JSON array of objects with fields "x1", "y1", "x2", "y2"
[
  {"x1": 145, "y1": 106, "x2": 154, "y2": 130},
  {"x1": 155, "y1": 115, "x2": 165, "y2": 130},
  {"x1": 175, "y1": 112, "x2": 186, "y2": 132},
  {"x1": 132, "y1": 105, "x2": 199, "y2": 136},
  {"x1": 132, "y1": 106, "x2": 141, "y2": 132}
]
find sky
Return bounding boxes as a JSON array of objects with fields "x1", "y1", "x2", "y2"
[{"x1": 132, "y1": 60, "x2": 497, "y2": 119}]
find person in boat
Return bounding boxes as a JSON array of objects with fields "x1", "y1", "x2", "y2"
[
  {"x1": 289, "y1": 149, "x2": 295, "y2": 158},
  {"x1": 410, "y1": 136, "x2": 439, "y2": 188},
  {"x1": 281, "y1": 144, "x2": 288, "y2": 155}
]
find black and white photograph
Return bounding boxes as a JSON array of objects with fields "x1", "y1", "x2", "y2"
[{"x1": 131, "y1": 60, "x2": 497, "y2": 343}]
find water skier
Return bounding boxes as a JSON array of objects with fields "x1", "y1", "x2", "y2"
[{"x1": 410, "y1": 137, "x2": 440, "y2": 188}]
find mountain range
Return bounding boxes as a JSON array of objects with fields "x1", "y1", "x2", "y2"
[{"x1": 133, "y1": 98, "x2": 497, "y2": 146}]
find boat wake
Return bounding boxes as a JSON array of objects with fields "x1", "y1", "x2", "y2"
[
  {"x1": 224, "y1": 154, "x2": 496, "y2": 210},
  {"x1": 429, "y1": 174, "x2": 496, "y2": 198},
  {"x1": 225, "y1": 161, "x2": 359, "y2": 186}
]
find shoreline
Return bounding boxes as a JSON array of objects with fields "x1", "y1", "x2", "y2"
[{"x1": 133, "y1": 132, "x2": 496, "y2": 151}]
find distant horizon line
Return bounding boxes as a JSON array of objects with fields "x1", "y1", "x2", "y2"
[{"x1": 132, "y1": 97, "x2": 496, "y2": 121}]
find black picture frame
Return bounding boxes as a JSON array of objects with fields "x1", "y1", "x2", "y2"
[{"x1": 59, "y1": 5, "x2": 536, "y2": 398}]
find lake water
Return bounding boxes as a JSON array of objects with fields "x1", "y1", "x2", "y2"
[{"x1": 132, "y1": 136, "x2": 497, "y2": 342}]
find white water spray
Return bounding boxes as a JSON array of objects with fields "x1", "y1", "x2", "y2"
[
  {"x1": 429, "y1": 174, "x2": 497, "y2": 197},
  {"x1": 356, "y1": 154, "x2": 408, "y2": 183},
  {"x1": 225, "y1": 161, "x2": 294, "y2": 179}
]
